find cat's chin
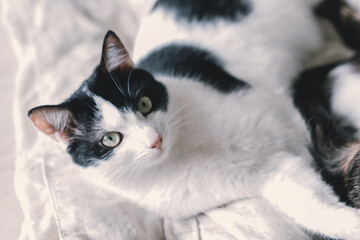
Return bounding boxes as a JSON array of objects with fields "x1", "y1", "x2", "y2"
[{"x1": 144, "y1": 146, "x2": 169, "y2": 167}]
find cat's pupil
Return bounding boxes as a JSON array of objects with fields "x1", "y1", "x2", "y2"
[{"x1": 138, "y1": 96, "x2": 152, "y2": 114}]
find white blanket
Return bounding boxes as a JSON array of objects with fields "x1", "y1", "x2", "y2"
[{"x1": 4, "y1": 0, "x2": 352, "y2": 239}]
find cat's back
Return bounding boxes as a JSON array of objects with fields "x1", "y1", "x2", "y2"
[{"x1": 133, "y1": 0, "x2": 324, "y2": 92}]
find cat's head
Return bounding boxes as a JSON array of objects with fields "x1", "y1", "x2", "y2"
[{"x1": 28, "y1": 31, "x2": 172, "y2": 173}]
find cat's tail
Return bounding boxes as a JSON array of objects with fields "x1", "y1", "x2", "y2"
[{"x1": 316, "y1": 0, "x2": 360, "y2": 51}]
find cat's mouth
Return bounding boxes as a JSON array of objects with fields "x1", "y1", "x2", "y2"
[{"x1": 149, "y1": 139, "x2": 166, "y2": 158}]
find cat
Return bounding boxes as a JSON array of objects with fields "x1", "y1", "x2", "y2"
[{"x1": 28, "y1": 0, "x2": 360, "y2": 239}]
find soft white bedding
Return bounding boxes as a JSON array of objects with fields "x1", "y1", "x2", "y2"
[
  {"x1": 0, "y1": 4, "x2": 23, "y2": 239},
  {"x1": 3, "y1": 0, "x2": 358, "y2": 239}
]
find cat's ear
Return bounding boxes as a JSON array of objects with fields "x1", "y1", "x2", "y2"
[
  {"x1": 28, "y1": 105, "x2": 75, "y2": 143},
  {"x1": 101, "y1": 30, "x2": 134, "y2": 73}
]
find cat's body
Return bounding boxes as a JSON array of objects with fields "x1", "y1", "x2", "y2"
[
  {"x1": 28, "y1": 0, "x2": 360, "y2": 239},
  {"x1": 86, "y1": 76, "x2": 310, "y2": 218}
]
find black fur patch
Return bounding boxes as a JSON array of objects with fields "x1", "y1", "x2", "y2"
[
  {"x1": 137, "y1": 44, "x2": 250, "y2": 93},
  {"x1": 316, "y1": 0, "x2": 360, "y2": 50},
  {"x1": 152, "y1": 0, "x2": 252, "y2": 22},
  {"x1": 62, "y1": 94, "x2": 114, "y2": 167},
  {"x1": 292, "y1": 62, "x2": 338, "y2": 121},
  {"x1": 81, "y1": 66, "x2": 168, "y2": 114}
]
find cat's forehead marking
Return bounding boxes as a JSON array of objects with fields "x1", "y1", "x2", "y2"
[{"x1": 94, "y1": 96, "x2": 125, "y2": 130}]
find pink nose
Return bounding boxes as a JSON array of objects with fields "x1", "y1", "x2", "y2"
[{"x1": 150, "y1": 135, "x2": 162, "y2": 150}]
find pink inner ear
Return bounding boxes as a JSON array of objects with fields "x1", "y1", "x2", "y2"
[
  {"x1": 102, "y1": 31, "x2": 134, "y2": 73},
  {"x1": 29, "y1": 108, "x2": 72, "y2": 143},
  {"x1": 30, "y1": 113, "x2": 56, "y2": 135}
]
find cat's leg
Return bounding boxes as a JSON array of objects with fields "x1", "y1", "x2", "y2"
[{"x1": 260, "y1": 152, "x2": 360, "y2": 240}]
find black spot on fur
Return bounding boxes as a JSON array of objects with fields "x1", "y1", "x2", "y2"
[
  {"x1": 59, "y1": 94, "x2": 112, "y2": 167},
  {"x1": 153, "y1": 0, "x2": 252, "y2": 22},
  {"x1": 68, "y1": 139, "x2": 112, "y2": 167},
  {"x1": 84, "y1": 66, "x2": 168, "y2": 114},
  {"x1": 137, "y1": 44, "x2": 250, "y2": 93}
]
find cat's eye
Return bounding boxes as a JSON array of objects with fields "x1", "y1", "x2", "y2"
[
  {"x1": 101, "y1": 132, "x2": 122, "y2": 148},
  {"x1": 138, "y1": 96, "x2": 152, "y2": 115}
]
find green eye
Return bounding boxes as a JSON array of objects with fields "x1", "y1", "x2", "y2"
[
  {"x1": 138, "y1": 96, "x2": 152, "y2": 115},
  {"x1": 101, "y1": 132, "x2": 122, "y2": 148}
]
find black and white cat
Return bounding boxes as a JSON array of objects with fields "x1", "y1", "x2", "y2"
[{"x1": 28, "y1": 0, "x2": 360, "y2": 239}]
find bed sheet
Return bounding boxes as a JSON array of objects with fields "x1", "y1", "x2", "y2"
[{"x1": 0, "y1": 10, "x2": 23, "y2": 239}]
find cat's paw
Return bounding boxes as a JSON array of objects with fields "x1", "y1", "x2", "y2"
[{"x1": 327, "y1": 208, "x2": 360, "y2": 240}]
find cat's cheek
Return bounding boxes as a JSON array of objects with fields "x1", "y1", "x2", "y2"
[{"x1": 147, "y1": 148, "x2": 169, "y2": 166}]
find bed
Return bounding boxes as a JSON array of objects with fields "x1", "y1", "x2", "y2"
[{"x1": 2, "y1": 0, "x2": 358, "y2": 239}]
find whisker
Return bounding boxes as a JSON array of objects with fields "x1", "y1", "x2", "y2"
[
  {"x1": 106, "y1": 152, "x2": 147, "y2": 185},
  {"x1": 127, "y1": 67, "x2": 135, "y2": 97},
  {"x1": 105, "y1": 162, "x2": 131, "y2": 184},
  {"x1": 125, "y1": 160, "x2": 142, "y2": 183},
  {"x1": 169, "y1": 120, "x2": 192, "y2": 131},
  {"x1": 167, "y1": 101, "x2": 193, "y2": 124},
  {"x1": 125, "y1": 152, "x2": 154, "y2": 182},
  {"x1": 168, "y1": 115, "x2": 187, "y2": 129},
  {"x1": 134, "y1": 87, "x2": 142, "y2": 98},
  {"x1": 111, "y1": 71, "x2": 126, "y2": 96},
  {"x1": 167, "y1": 107, "x2": 197, "y2": 130}
]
